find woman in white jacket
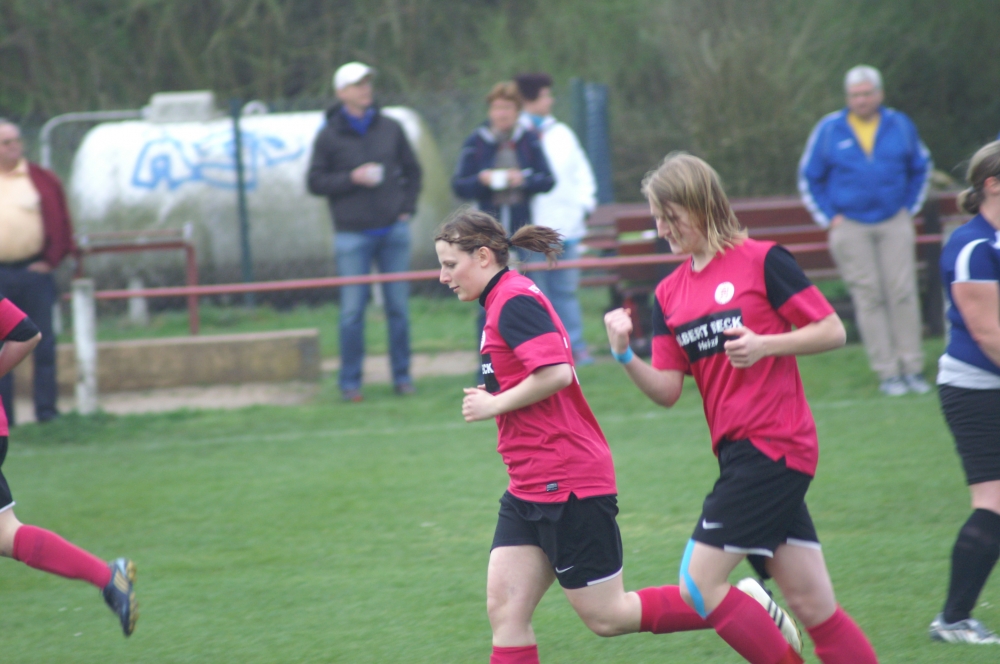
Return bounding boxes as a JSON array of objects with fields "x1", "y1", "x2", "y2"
[{"x1": 516, "y1": 73, "x2": 598, "y2": 364}]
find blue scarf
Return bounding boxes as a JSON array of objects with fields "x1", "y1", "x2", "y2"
[{"x1": 342, "y1": 106, "x2": 376, "y2": 136}]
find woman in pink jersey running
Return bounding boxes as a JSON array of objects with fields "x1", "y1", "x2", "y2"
[
  {"x1": 0, "y1": 293, "x2": 137, "y2": 636},
  {"x1": 436, "y1": 208, "x2": 797, "y2": 664},
  {"x1": 605, "y1": 152, "x2": 879, "y2": 664}
]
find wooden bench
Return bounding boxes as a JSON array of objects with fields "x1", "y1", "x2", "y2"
[{"x1": 581, "y1": 194, "x2": 962, "y2": 342}]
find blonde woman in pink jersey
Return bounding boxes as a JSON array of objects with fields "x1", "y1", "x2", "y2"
[{"x1": 605, "y1": 152, "x2": 878, "y2": 664}]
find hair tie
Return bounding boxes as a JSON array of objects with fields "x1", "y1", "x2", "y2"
[{"x1": 505, "y1": 237, "x2": 514, "y2": 247}]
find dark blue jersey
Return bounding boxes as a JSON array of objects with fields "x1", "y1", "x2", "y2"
[{"x1": 941, "y1": 214, "x2": 1000, "y2": 376}]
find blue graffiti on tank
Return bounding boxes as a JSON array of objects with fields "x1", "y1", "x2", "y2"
[{"x1": 131, "y1": 129, "x2": 305, "y2": 191}]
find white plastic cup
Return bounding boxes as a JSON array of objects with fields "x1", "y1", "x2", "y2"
[
  {"x1": 368, "y1": 163, "x2": 385, "y2": 186},
  {"x1": 489, "y1": 169, "x2": 509, "y2": 190}
]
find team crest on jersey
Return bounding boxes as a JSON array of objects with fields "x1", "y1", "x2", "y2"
[
  {"x1": 714, "y1": 282, "x2": 735, "y2": 304},
  {"x1": 674, "y1": 308, "x2": 743, "y2": 363}
]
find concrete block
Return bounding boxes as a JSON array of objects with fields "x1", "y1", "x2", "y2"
[{"x1": 14, "y1": 329, "x2": 320, "y2": 395}]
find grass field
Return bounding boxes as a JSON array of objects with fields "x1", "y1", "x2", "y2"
[{"x1": 0, "y1": 336, "x2": 995, "y2": 662}]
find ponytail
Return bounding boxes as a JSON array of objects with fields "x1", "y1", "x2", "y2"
[
  {"x1": 959, "y1": 140, "x2": 1000, "y2": 215},
  {"x1": 435, "y1": 207, "x2": 564, "y2": 267},
  {"x1": 958, "y1": 187, "x2": 983, "y2": 215},
  {"x1": 509, "y1": 225, "x2": 563, "y2": 265}
]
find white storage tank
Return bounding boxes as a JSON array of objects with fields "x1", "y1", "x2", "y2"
[{"x1": 68, "y1": 93, "x2": 452, "y2": 287}]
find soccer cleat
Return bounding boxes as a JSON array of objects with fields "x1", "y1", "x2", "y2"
[
  {"x1": 102, "y1": 558, "x2": 138, "y2": 637},
  {"x1": 929, "y1": 614, "x2": 1000, "y2": 644},
  {"x1": 903, "y1": 373, "x2": 932, "y2": 394},
  {"x1": 879, "y1": 376, "x2": 908, "y2": 396},
  {"x1": 736, "y1": 577, "x2": 802, "y2": 654}
]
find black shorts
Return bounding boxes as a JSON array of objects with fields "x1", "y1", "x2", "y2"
[
  {"x1": 939, "y1": 385, "x2": 1000, "y2": 485},
  {"x1": 0, "y1": 436, "x2": 12, "y2": 512},
  {"x1": 492, "y1": 491, "x2": 623, "y2": 590},
  {"x1": 692, "y1": 440, "x2": 819, "y2": 579}
]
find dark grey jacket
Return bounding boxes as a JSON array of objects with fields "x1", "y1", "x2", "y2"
[{"x1": 307, "y1": 104, "x2": 422, "y2": 232}]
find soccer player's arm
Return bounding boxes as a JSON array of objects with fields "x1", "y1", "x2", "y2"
[
  {"x1": 725, "y1": 246, "x2": 845, "y2": 367},
  {"x1": 462, "y1": 296, "x2": 572, "y2": 421},
  {"x1": 0, "y1": 297, "x2": 41, "y2": 379},
  {"x1": 951, "y1": 242, "x2": 1000, "y2": 367},
  {"x1": 604, "y1": 298, "x2": 686, "y2": 408}
]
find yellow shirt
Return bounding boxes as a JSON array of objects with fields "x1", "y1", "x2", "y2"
[
  {"x1": 847, "y1": 112, "x2": 880, "y2": 156},
  {"x1": 0, "y1": 159, "x2": 45, "y2": 262}
]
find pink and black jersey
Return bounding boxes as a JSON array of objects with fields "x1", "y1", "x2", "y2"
[
  {"x1": 0, "y1": 294, "x2": 39, "y2": 436},
  {"x1": 480, "y1": 268, "x2": 617, "y2": 502},
  {"x1": 651, "y1": 239, "x2": 835, "y2": 476}
]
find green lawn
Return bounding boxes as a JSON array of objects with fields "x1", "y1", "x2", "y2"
[{"x1": 1, "y1": 337, "x2": 994, "y2": 662}]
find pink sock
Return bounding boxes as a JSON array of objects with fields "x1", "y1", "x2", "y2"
[
  {"x1": 706, "y1": 586, "x2": 803, "y2": 664},
  {"x1": 637, "y1": 585, "x2": 711, "y2": 633},
  {"x1": 12, "y1": 525, "x2": 112, "y2": 588},
  {"x1": 806, "y1": 606, "x2": 878, "y2": 664},
  {"x1": 490, "y1": 644, "x2": 539, "y2": 664}
]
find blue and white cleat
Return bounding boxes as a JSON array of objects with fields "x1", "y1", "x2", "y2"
[
  {"x1": 102, "y1": 558, "x2": 138, "y2": 637},
  {"x1": 929, "y1": 614, "x2": 1000, "y2": 644}
]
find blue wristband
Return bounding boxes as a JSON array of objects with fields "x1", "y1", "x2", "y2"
[{"x1": 611, "y1": 346, "x2": 634, "y2": 364}]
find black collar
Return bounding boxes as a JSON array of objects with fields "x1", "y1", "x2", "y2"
[{"x1": 479, "y1": 267, "x2": 509, "y2": 307}]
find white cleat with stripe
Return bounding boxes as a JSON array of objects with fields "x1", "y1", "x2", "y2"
[
  {"x1": 929, "y1": 614, "x2": 1000, "y2": 644},
  {"x1": 736, "y1": 577, "x2": 802, "y2": 654}
]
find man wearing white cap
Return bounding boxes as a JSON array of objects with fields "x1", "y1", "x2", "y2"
[{"x1": 308, "y1": 62, "x2": 422, "y2": 403}]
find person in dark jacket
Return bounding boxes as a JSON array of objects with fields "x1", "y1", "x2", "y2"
[
  {"x1": 451, "y1": 82, "x2": 555, "y2": 237},
  {"x1": 0, "y1": 119, "x2": 75, "y2": 424},
  {"x1": 307, "y1": 62, "x2": 422, "y2": 402}
]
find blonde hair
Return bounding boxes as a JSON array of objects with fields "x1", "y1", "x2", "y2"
[
  {"x1": 640, "y1": 152, "x2": 745, "y2": 254},
  {"x1": 434, "y1": 208, "x2": 562, "y2": 266},
  {"x1": 486, "y1": 81, "x2": 523, "y2": 110},
  {"x1": 958, "y1": 141, "x2": 1000, "y2": 215}
]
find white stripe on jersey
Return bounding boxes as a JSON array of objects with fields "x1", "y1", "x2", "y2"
[{"x1": 955, "y1": 238, "x2": 990, "y2": 283}]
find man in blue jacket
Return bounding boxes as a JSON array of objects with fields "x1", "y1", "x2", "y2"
[{"x1": 799, "y1": 65, "x2": 932, "y2": 396}]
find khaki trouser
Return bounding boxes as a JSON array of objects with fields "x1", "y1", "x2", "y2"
[{"x1": 828, "y1": 208, "x2": 924, "y2": 380}]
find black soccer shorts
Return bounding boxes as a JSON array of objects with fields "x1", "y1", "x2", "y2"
[
  {"x1": 492, "y1": 491, "x2": 623, "y2": 590},
  {"x1": 939, "y1": 384, "x2": 1000, "y2": 485},
  {"x1": 691, "y1": 439, "x2": 819, "y2": 579},
  {"x1": 0, "y1": 436, "x2": 13, "y2": 512}
]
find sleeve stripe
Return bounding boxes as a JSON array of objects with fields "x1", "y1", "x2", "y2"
[
  {"x1": 955, "y1": 239, "x2": 988, "y2": 282},
  {"x1": 797, "y1": 114, "x2": 836, "y2": 228},
  {"x1": 909, "y1": 136, "x2": 933, "y2": 216},
  {"x1": 0, "y1": 298, "x2": 26, "y2": 339}
]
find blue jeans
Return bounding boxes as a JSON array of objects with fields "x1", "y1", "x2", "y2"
[
  {"x1": 0, "y1": 266, "x2": 58, "y2": 423},
  {"x1": 334, "y1": 221, "x2": 411, "y2": 391},
  {"x1": 524, "y1": 240, "x2": 586, "y2": 354}
]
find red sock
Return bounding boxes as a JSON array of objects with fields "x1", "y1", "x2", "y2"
[
  {"x1": 706, "y1": 586, "x2": 803, "y2": 664},
  {"x1": 490, "y1": 644, "x2": 539, "y2": 664},
  {"x1": 12, "y1": 525, "x2": 112, "y2": 588},
  {"x1": 806, "y1": 606, "x2": 878, "y2": 664},
  {"x1": 637, "y1": 585, "x2": 711, "y2": 633}
]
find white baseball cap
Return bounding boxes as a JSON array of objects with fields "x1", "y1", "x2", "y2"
[{"x1": 333, "y1": 62, "x2": 375, "y2": 91}]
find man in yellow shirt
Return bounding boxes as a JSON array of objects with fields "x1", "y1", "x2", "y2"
[
  {"x1": 798, "y1": 66, "x2": 933, "y2": 396},
  {"x1": 0, "y1": 119, "x2": 76, "y2": 423}
]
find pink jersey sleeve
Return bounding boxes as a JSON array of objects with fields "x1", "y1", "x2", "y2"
[{"x1": 0, "y1": 298, "x2": 27, "y2": 339}]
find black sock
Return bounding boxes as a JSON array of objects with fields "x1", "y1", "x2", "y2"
[{"x1": 943, "y1": 508, "x2": 1000, "y2": 623}]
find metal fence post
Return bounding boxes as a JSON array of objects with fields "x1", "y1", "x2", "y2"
[{"x1": 72, "y1": 279, "x2": 98, "y2": 415}]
